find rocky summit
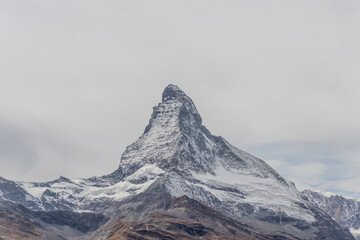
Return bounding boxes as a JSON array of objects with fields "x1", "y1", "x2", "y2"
[{"x1": 0, "y1": 84, "x2": 355, "y2": 239}]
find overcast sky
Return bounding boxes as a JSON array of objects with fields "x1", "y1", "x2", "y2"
[{"x1": 1, "y1": 0, "x2": 360, "y2": 198}]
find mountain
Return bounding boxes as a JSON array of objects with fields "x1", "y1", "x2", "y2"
[
  {"x1": 0, "y1": 84, "x2": 354, "y2": 239},
  {"x1": 302, "y1": 189, "x2": 360, "y2": 239}
]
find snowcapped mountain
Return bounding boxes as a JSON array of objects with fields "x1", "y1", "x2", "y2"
[
  {"x1": 302, "y1": 189, "x2": 360, "y2": 239},
  {"x1": 0, "y1": 84, "x2": 355, "y2": 239}
]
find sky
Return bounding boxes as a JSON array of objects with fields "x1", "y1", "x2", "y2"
[{"x1": 1, "y1": 0, "x2": 360, "y2": 197}]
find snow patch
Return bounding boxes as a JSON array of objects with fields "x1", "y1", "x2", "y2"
[
  {"x1": 19, "y1": 182, "x2": 48, "y2": 199},
  {"x1": 192, "y1": 164, "x2": 315, "y2": 223}
]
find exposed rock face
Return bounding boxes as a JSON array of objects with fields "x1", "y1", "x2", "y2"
[
  {"x1": 302, "y1": 189, "x2": 360, "y2": 239},
  {"x1": 89, "y1": 194, "x2": 295, "y2": 240},
  {"x1": 0, "y1": 200, "x2": 109, "y2": 239},
  {"x1": 0, "y1": 204, "x2": 43, "y2": 240},
  {"x1": 0, "y1": 84, "x2": 355, "y2": 239}
]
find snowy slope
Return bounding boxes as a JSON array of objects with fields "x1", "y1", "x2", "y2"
[{"x1": 9, "y1": 164, "x2": 165, "y2": 211}]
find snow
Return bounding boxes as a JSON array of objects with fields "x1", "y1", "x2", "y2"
[
  {"x1": 191, "y1": 163, "x2": 316, "y2": 222},
  {"x1": 125, "y1": 164, "x2": 164, "y2": 182},
  {"x1": 350, "y1": 228, "x2": 360, "y2": 234},
  {"x1": 350, "y1": 228, "x2": 360, "y2": 237},
  {"x1": 19, "y1": 182, "x2": 48, "y2": 199},
  {"x1": 310, "y1": 189, "x2": 360, "y2": 201},
  {"x1": 13, "y1": 164, "x2": 165, "y2": 210},
  {"x1": 120, "y1": 100, "x2": 183, "y2": 170},
  {"x1": 81, "y1": 168, "x2": 162, "y2": 201},
  {"x1": 350, "y1": 227, "x2": 360, "y2": 239}
]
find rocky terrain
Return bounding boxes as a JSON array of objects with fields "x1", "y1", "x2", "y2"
[
  {"x1": 303, "y1": 190, "x2": 360, "y2": 239},
  {"x1": 0, "y1": 84, "x2": 354, "y2": 239}
]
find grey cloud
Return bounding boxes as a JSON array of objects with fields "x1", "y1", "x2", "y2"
[
  {"x1": 246, "y1": 141, "x2": 360, "y2": 197},
  {"x1": 0, "y1": 122, "x2": 38, "y2": 178}
]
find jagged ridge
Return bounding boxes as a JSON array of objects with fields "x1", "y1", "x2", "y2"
[{"x1": 302, "y1": 189, "x2": 360, "y2": 239}]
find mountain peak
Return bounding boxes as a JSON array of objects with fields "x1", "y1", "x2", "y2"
[
  {"x1": 161, "y1": 84, "x2": 202, "y2": 126},
  {"x1": 119, "y1": 84, "x2": 207, "y2": 173},
  {"x1": 162, "y1": 84, "x2": 188, "y2": 102}
]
